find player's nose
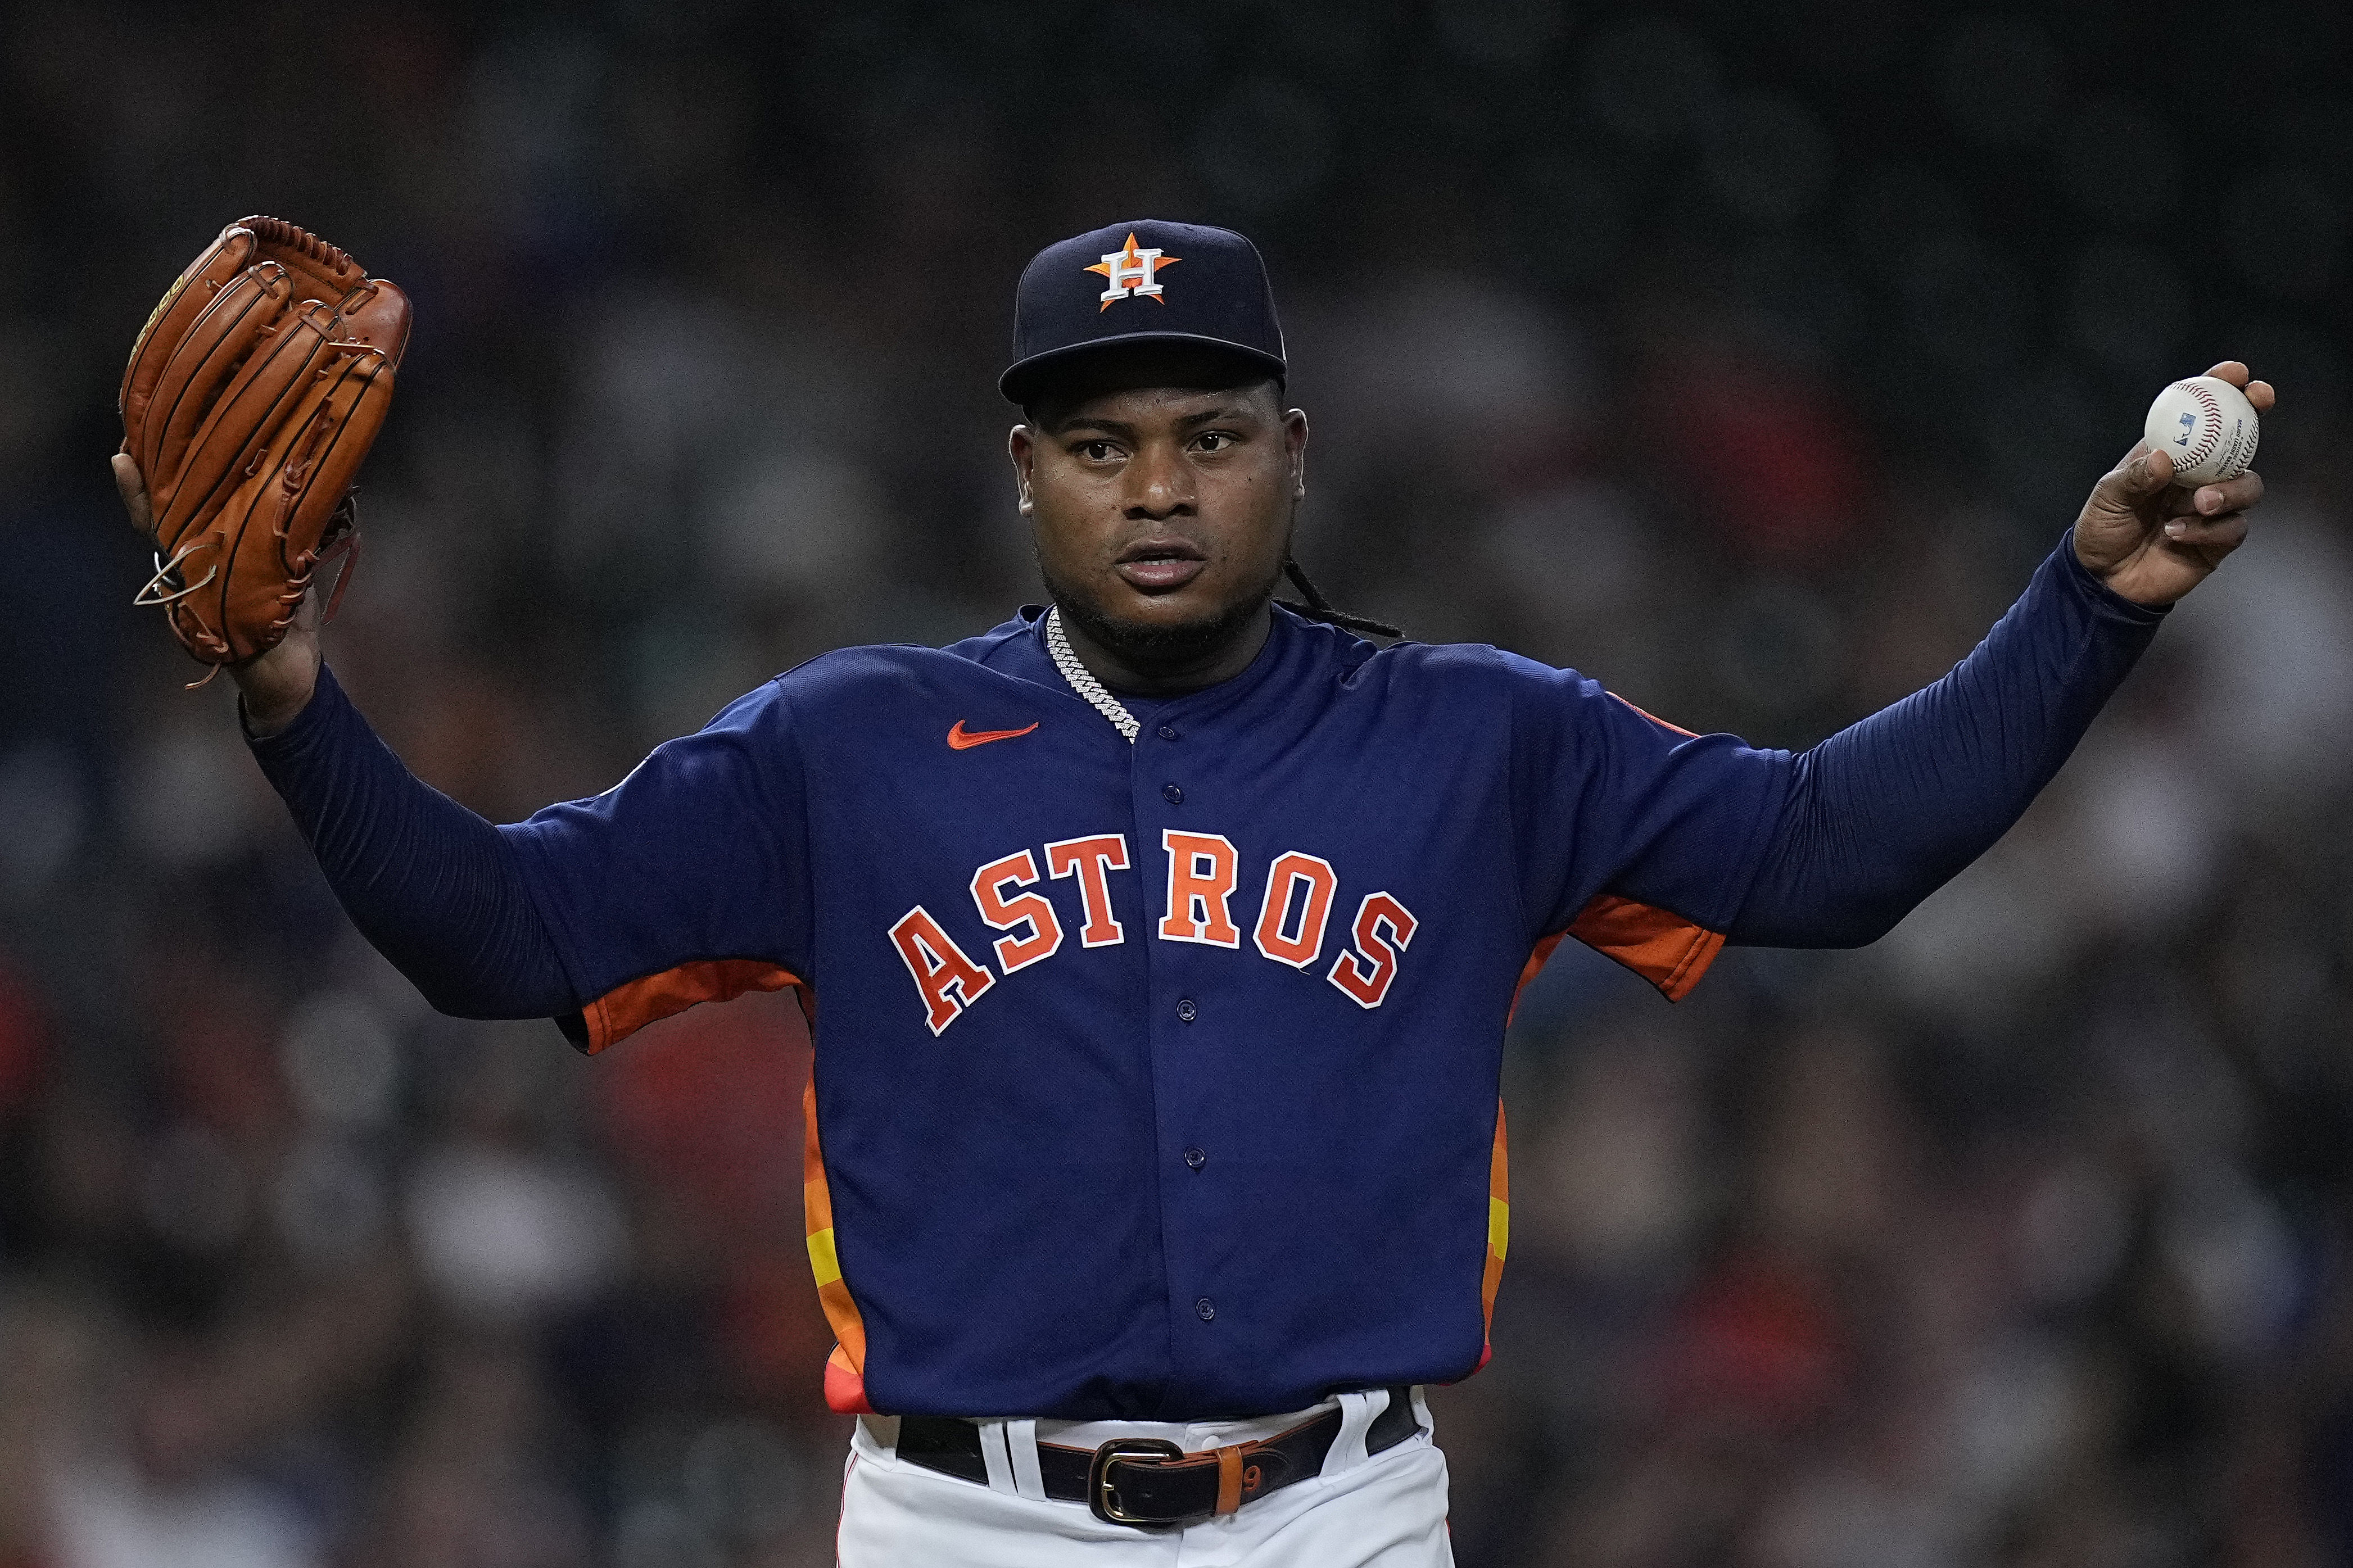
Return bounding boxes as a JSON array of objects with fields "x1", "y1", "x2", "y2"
[{"x1": 1121, "y1": 440, "x2": 1196, "y2": 518}]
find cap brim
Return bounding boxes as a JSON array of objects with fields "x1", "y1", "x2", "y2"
[{"x1": 999, "y1": 333, "x2": 1287, "y2": 405}]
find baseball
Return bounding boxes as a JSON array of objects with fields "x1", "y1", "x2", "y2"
[{"x1": 2144, "y1": 375, "x2": 2260, "y2": 486}]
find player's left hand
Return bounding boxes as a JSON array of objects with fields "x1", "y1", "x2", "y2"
[
  {"x1": 2073, "y1": 361, "x2": 2273, "y2": 607},
  {"x1": 113, "y1": 452, "x2": 325, "y2": 729}
]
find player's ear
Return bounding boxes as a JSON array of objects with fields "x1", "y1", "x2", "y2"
[
  {"x1": 1284, "y1": 407, "x2": 1309, "y2": 501},
  {"x1": 1008, "y1": 424, "x2": 1037, "y2": 516}
]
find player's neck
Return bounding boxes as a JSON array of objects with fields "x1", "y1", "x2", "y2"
[{"x1": 1058, "y1": 600, "x2": 1274, "y2": 697}]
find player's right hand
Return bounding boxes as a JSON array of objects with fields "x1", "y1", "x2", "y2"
[
  {"x1": 2071, "y1": 361, "x2": 2271, "y2": 609},
  {"x1": 112, "y1": 453, "x2": 324, "y2": 733}
]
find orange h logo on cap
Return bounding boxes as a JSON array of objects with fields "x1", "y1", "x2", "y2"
[{"x1": 1085, "y1": 233, "x2": 1180, "y2": 311}]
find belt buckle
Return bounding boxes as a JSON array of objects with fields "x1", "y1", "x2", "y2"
[{"x1": 1087, "y1": 1437, "x2": 1186, "y2": 1526}]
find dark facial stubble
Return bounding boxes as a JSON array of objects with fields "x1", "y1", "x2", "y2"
[{"x1": 1037, "y1": 536, "x2": 1289, "y2": 677}]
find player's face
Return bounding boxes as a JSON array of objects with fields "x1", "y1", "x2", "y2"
[{"x1": 1011, "y1": 379, "x2": 1306, "y2": 687}]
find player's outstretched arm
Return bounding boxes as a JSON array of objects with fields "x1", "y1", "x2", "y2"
[
  {"x1": 117, "y1": 454, "x2": 576, "y2": 1018},
  {"x1": 1726, "y1": 364, "x2": 2273, "y2": 949},
  {"x1": 243, "y1": 663, "x2": 577, "y2": 1020}
]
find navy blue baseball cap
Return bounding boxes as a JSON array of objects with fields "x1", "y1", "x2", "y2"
[{"x1": 1000, "y1": 219, "x2": 1287, "y2": 404}]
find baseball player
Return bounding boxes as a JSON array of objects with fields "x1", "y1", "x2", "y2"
[{"x1": 114, "y1": 219, "x2": 2270, "y2": 1564}]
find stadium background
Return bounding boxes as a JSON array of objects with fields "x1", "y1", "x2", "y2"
[{"x1": 3, "y1": 2, "x2": 2351, "y2": 1563}]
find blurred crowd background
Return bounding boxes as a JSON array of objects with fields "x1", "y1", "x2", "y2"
[{"x1": 2, "y1": 1, "x2": 2350, "y2": 1564}]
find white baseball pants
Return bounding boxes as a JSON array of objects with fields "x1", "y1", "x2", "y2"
[{"x1": 836, "y1": 1388, "x2": 1454, "y2": 1567}]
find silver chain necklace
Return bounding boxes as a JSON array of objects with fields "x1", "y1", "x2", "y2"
[{"x1": 1044, "y1": 606, "x2": 1139, "y2": 743}]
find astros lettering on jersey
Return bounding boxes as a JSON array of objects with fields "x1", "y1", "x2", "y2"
[{"x1": 890, "y1": 828, "x2": 1415, "y2": 1035}]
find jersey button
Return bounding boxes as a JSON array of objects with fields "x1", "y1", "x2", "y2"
[
  {"x1": 1162, "y1": 783, "x2": 1183, "y2": 805},
  {"x1": 1176, "y1": 998, "x2": 1197, "y2": 1022},
  {"x1": 1157, "y1": 725, "x2": 1179, "y2": 742},
  {"x1": 1184, "y1": 1146, "x2": 1206, "y2": 1170},
  {"x1": 1195, "y1": 1297, "x2": 1216, "y2": 1322}
]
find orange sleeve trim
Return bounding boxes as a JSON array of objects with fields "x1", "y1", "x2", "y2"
[
  {"x1": 581, "y1": 959, "x2": 802, "y2": 1054},
  {"x1": 1567, "y1": 895, "x2": 1725, "y2": 1001},
  {"x1": 1608, "y1": 691, "x2": 1699, "y2": 739}
]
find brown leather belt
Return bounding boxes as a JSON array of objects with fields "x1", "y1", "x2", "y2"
[{"x1": 894, "y1": 1386, "x2": 1422, "y2": 1527}]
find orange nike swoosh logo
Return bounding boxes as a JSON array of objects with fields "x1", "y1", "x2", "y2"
[{"x1": 947, "y1": 720, "x2": 1039, "y2": 750}]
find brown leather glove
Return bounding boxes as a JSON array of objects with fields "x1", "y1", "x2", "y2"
[{"x1": 119, "y1": 216, "x2": 411, "y2": 679}]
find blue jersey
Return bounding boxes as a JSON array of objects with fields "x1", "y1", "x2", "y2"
[{"x1": 500, "y1": 605, "x2": 1790, "y2": 1420}]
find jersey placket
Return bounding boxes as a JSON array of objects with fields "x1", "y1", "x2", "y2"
[{"x1": 1129, "y1": 702, "x2": 1229, "y2": 1404}]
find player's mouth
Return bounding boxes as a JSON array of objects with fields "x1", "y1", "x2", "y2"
[{"x1": 1114, "y1": 538, "x2": 1208, "y2": 593}]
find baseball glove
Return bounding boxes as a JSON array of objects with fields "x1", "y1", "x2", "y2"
[{"x1": 119, "y1": 216, "x2": 411, "y2": 681}]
